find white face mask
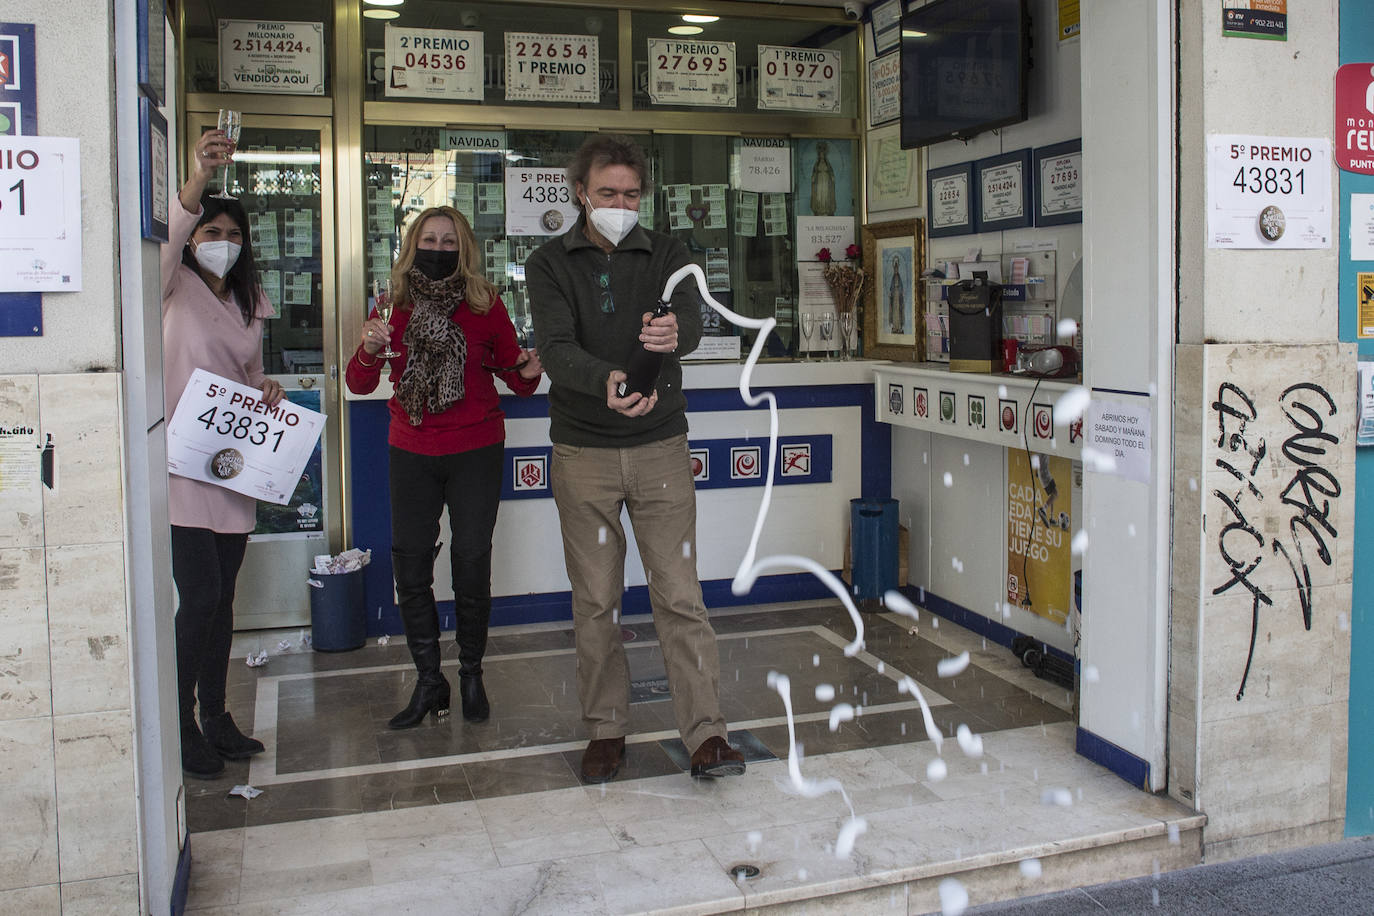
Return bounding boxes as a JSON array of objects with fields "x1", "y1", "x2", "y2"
[
  {"x1": 193, "y1": 240, "x2": 242, "y2": 279},
  {"x1": 583, "y1": 194, "x2": 639, "y2": 246}
]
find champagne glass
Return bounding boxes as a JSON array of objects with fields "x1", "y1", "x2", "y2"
[
  {"x1": 839, "y1": 311, "x2": 856, "y2": 360},
  {"x1": 211, "y1": 109, "x2": 242, "y2": 200},
  {"x1": 799, "y1": 311, "x2": 816, "y2": 361},
  {"x1": 373, "y1": 278, "x2": 400, "y2": 359},
  {"x1": 818, "y1": 311, "x2": 836, "y2": 361}
]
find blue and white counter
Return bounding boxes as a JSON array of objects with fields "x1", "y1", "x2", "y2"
[
  {"x1": 875, "y1": 363, "x2": 1083, "y2": 656},
  {"x1": 346, "y1": 359, "x2": 888, "y2": 635}
]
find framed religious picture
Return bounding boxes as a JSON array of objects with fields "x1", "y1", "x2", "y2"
[
  {"x1": 974, "y1": 148, "x2": 1033, "y2": 232},
  {"x1": 1034, "y1": 138, "x2": 1083, "y2": 226},
  {"x1": 861, "y1": 218, "x2": 926, "y2": 361},
  {"x1": 139, "y1": 96, "x2": 170, "y2": 242},
  {"x1": 926, "y1": 161, "x2": 975, "y2": 238}
]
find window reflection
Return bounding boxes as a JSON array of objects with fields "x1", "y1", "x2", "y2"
[{"x1": 363, "y1": 127, "x2": 855, "y2": 356}]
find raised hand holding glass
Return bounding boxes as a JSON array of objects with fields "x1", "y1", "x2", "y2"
[
  {"x1": 211, "y1": 110, "x2": 242, "y2": 200},
  {"x1": 373, "y1": 278, "x2": 400, "y2": 359}
]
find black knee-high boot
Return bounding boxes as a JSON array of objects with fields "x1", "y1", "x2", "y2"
[
  {"x1": 388, "y1": 549, "x2": 450, "y2": 729},
  {"x1": 455, "y1": 595, "x2": 491, "y2": 722}
]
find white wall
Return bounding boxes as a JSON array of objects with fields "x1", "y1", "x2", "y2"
[
  {"x1": 922, "y1": 0, "x2": 1085, "y2": 307},
  {"x1": 0, "y1": 1, "x2": 123, "y2": 375},
  {"x1": 1170, "y1": 0, "x2": 1351, "y2": 857},
  {"x1": 1177, "y1": 0, "x2": 1341, "y2": 345},
  {"x1": 1076, "y1": 0, "x2": 1174, "y2": 791}
]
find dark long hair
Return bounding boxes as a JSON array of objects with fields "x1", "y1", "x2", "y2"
[{"x1": 180, "y1": 193, "x2": 261, "y2": 326}]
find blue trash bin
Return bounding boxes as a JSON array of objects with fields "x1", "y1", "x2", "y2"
[
  {"x1": 850, "y1": 497, "x2": 899, "y2": 601},
  {"x1": 309, "y1": 567, "x2": 366, "y2": 652}
]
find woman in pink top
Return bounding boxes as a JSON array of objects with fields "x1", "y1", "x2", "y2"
[
  {"x1": 163, "y1": 129, "x2": 284, "y2": 779},
  {"x1": 347, "y1": 206, "x2": 541, "y2": 729}
]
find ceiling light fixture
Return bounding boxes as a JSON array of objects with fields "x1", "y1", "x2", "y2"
[
  {"x1": 364, "y1": 0, "x2": 404, "y2": 6},
  {"x1": 363, "y1": 8, "x2": 400, "y2": 19},
  {"x1": 668, "y1": 25, "x2": 704, "y2": 35},
  {"x1": 233, "y1": 151, "x2": 322, "y2": 165},
  {"x1": 682, "y1": 14, "x2": 719, "y2": 23}
]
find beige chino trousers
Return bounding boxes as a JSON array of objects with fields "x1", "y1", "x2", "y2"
[{"x1": 550, "y1": 433, "x2": 728, "y2": 754}]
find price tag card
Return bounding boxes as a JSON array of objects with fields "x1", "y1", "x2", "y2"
[
  {"x1": 1207, "y1": 134, "x2": 1331, "y2": 249},
  {"x1": 478, "y1": 182, "x2": 504, "y2": 215},
  {"x1": 796, "y1": 216, "x2": 855, "y2": 261},
  {"x1": 757, "y1": 44, "x2": 842, "y2": 113},
  {"x1": 867, "y1": 52, "x2": 900, "y2": 127},
  {"x1": 504, "y1": 32, "x2": 599, "y2": 103},
  {"x1": 648, "y1": 38, "x2": 736, "y2": 107},
  {"x1": 737, "y1": 138, "x2": 791, "y2": 193},
  {"x1": 218, "y1": 20, "x2": 325, "y2": 95},
  {"x1": 0, "y1": 136, "x2": 82, "y2": 292},
  {"x1": 976, "y1": 149, "x2": 1031, "y2": 232},
  {"x1": 734, "y1": 190, "x2": 758, "y2": 237},
  {"x1": 167, "y1": 369, "x2": 326, "y2": 506},
  {"x1": 504, "y1": 167, "x2": 577, "y2": 236},
  {"x1": 1033, "y1": 139, "x2": 1082, "y2": 226},
  {"x1": 384, "y1": 25, "x2": 483, "y2": 100},
  {"x1": 928, "y1": 162, "x2": 973, "y2": 238},
  {"x1": 1039, "y1": 152, "x2": 1081, "y2": 216},
  {"x1": 762, "y1": 193, "x2": 789, "y2": 237}
]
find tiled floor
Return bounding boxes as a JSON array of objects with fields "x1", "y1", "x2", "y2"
[{"x1": 183, "y1": 601, "x2": 1197, "y2": 914}]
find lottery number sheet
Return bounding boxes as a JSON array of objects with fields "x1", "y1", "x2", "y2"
[{"x1": 167, "y1": 369, "x2": 326, "y2": 505}]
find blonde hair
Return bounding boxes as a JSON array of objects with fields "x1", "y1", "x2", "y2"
[{"x1": 391, "y1": 206, "x2": 496, "y2": 314}]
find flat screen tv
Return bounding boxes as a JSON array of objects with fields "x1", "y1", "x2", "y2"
[{"x1": 899, "y1": 0, "x2": 1030, "y2": 149}]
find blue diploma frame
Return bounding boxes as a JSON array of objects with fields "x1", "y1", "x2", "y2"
[
  {"x1": 137, "y1": 0, "x2": 166, "y2": 106},
  {"x1": 926, "y1": 161, "x2": 976, "y2": 238},
  {"x1": 1033, "y1": 138, "x2": 1084, "y2": 226},
  {"x1": 139, "y1": 97, "x2": 169, "y2": 242},
  {"x1": 973, "y1": 148, "x2": 1033, "y2": 233}
]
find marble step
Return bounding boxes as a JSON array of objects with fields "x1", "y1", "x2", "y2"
[{"x1": 692, "y1": 814, "x2": 1206, "y2": 915}]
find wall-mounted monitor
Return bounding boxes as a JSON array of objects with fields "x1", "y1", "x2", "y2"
[{"x1": 899, "y1": 0, "x2": 1031, "y2": 149}]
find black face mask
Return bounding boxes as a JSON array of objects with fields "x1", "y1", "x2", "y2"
[{"x1": 412, "y1": 248, "x2": 460, "y2": 280}]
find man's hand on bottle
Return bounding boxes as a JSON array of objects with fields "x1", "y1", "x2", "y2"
[
  {"x1": 606, "y1": 371, "x2": 658, "y2": 417},
  {"x1": 639, "y1": 310, "x2": 678, "y2": 353}
]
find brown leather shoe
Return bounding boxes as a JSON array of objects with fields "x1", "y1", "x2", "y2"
[
  {"x1": 580, "y1": 737, "x2": 626, "y2": 783},
  {"x1": 690, "y1": 735, "x2": 745, "y2": 779}
]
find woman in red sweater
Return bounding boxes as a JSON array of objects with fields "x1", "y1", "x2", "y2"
[{"x1": 347, "y1": 206, "x2": 542, "y2": 728}]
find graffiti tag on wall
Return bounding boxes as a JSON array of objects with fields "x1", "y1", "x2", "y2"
[{"x1": 1211, "y1": 381, "x2": 1340, "y2": 701}]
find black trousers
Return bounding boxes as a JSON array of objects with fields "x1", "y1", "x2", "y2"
[
  {"x1": 171, "y1": 525, "x2": 249, "y2": 726},
  {"x1": 388, "y1": 443, "x2": 504, "y2": 605}
]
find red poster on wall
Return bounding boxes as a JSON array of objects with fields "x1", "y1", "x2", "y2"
[{"x1": 1336, "y1": 63, "x2": 1374, "y2": 175}]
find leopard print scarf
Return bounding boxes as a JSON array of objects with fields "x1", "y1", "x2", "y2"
[{"x1": 394, "y1": 269, "x2": 467, "y2": 426}]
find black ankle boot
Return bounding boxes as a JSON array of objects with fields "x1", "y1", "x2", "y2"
[
  {"x1": 389, "y1": 677, "x2": 451, "y2": 729},
  {"x1": 460, "y1": 673, "x2": 489, "y2": 723},
  {"x1": 389, "y1": 548, "x2": 451, "y2": 730},
  {"x1": 455, "y1": 594, "x2": 492, "y2": 723},
  {"x1": 202, "y1": 712, "x2": 265, "y2": 759},
  {"x1": 181, "y1": 722, "x2": 225, "y2": 779}
]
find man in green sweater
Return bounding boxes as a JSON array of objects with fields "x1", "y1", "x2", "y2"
[{"x1": 527, "y1": 134, "x2": 745, "y2": 784}]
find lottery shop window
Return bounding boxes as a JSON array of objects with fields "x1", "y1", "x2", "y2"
[
  {"x1": 361, "y1": 1, "x2": 619, "y2": 109},
  {"x1": 362, "y1": 126, "x2": 856, "y2": 357},
  {"x1": 629, "y1": 10, "x2": 858, "y2": 117}
]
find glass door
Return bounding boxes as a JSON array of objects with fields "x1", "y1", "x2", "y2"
[{"x1": 186, "y1": 112, "x2": 339, "y2": 629}]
